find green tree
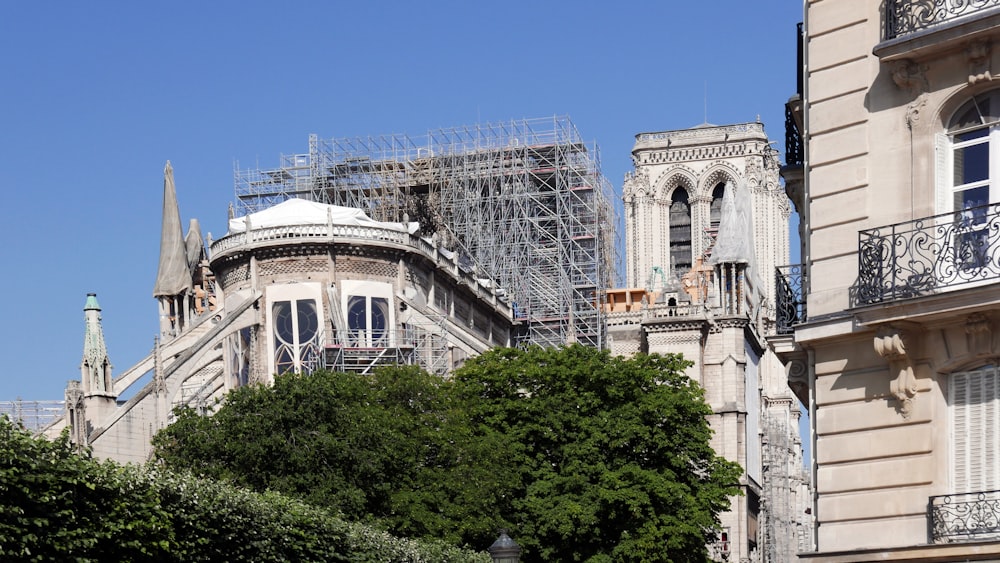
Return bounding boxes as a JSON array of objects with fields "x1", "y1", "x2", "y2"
[
  {"x1": 453, "y1": 345, "x2": 742, "y2": 562},
  {"x1": 0, "y1": 415, "x2": 174, "y2": 561},
  {"x1": 0, "y1": 415, "x2": 488, "y2": 562},
  {"x1": 152, "y1": 366, "x2": 513, "y2": 549}
]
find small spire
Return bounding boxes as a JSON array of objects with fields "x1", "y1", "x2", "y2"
[
  {"x1": 81, "y1": 293, "x2": 113, "y2": 396},
  {"x1": 153, "y1": 161, "x2": 193, "y2": 297}
]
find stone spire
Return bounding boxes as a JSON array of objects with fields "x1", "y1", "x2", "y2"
[
  {"x1": 81, "y1": 293, "x2": 113, "y2": 397},
  {"x1": 153, "y1": 161, "x2": 192, "y2": 297},
  {"x1": 710, "y1": 181, "x2": 754, "y2": 265}
]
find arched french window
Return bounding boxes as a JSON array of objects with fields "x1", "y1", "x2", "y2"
[
  {"x1": 669, "y1": 187, "x2": 692, "y2": 275},
  {"x1": 939, "y1": 91, "x2": 1000, "y2": 273}
]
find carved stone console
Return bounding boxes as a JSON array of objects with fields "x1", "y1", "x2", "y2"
[{"x1": 874, "y1": 325, "x2": 920, "y2": 419}]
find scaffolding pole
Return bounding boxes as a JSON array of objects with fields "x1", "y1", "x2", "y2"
[{"x1": 234, "y1": 116, "x2": 618, "y2": 349}]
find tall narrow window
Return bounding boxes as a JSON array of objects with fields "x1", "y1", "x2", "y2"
[
  {"x1": 347, "y1": 295, "x2": 390, "y2": 347},
  {"x1": 272, "y1": 298, "x2": 321, "y2": 375},
  {"x1": 941, "y1": 92, "x2": 1000, "y2": 275},
  {"x1": 710, "y1": 182, "x2": 726, "y2": 230},
  {"x1": 669, "y1": 187, "x2": 692, "y2": 275}
]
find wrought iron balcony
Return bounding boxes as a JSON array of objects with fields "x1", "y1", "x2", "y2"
[
  {"x1": 884, "y1": 0, "x2": 1000, "y2": 40},
  {"x1": 784, "y1": 104, "x2": 803, "y2": 169},
  {"x1": 776, "y1": 264, "x2": 807, "y2": 334},
  {"x1": 856, "y1": 203, "x2": 1000, "y2": 305},
  {"x1": 930, "y1": 489, "x2": 1000, "y2": 543}
]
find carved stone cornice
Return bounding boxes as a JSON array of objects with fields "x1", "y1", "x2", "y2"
[
  {"x1": 874, "y1": 325, "x2": 920, "y2": 419},
  {"x1": 643, "y1": 319, "x2": 709, "y2": 333}
]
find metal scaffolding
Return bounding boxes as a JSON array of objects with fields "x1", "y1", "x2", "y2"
[
  {"x1": 760, "y1": 407, "x2": 807, "y2": 563},
  {"x1": 235, "y1": 116, "x2": 618, "y2": 348},
  {"x1": 0, "y1": 399, "x2": 65, "y2": 434}
]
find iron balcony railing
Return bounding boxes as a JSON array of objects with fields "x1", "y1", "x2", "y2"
[
  {"x1": 884, "y1": 0, "x2": 1000, "y2": 40},
  {"x1": 930, "y1": 489, "x2": 1000, "y2": 543},
  {"x1": 856, "y1": 203, "x2": 1000, "y2": 305},
  {"x1": 776, "y1": 264, "x2": 807, "y2": 334},
  {"x1": 784, "y1": 104, "x2": 803, "y2": 169}
]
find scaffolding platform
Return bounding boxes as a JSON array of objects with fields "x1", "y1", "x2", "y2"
[{"x1": 235, "y1": 116, "x2": 619, "y2": 348}]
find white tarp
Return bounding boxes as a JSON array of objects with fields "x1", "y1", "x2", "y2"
[{"x1": 227, "y1": 198, "x2": 418, "y2": 235}]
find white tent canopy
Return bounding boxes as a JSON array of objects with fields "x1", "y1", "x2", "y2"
[{"x1": 227, "y1": 198, "x2": 418, "y2": 235}]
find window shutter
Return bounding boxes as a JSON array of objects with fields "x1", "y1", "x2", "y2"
[
  {"x1": 936, "y1": 133, "x2": 951, "y2": 215},
  {"x1": 952, "y1": 367, "x2": 1000, "y2": 493},
  {"x1": 953, "y1": 372, "x2": 970, "y2": 492},
  {"x1": 986, "y1": 371, "x2": 999, "y2": 488}
]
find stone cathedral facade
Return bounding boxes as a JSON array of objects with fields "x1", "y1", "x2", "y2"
[
  {"x1": 606, "y1": 122, "x2": 811, "y2": 563},
  {"x1": 50, "y1": 162, "x2": 515, "y2": 462}
]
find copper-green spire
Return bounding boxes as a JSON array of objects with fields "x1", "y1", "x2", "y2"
[{"x1": 81, "y1": 293, "x2": 113, "y2": 396}]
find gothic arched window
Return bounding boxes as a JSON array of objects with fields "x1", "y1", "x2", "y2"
[
  {"x1": 273, "y1": 298, "x2": 321, "y2": 375},
  {"x1": 710, "y1": 183, "x2": 726, "y2": 229},
  {"x1": 669, "y1": 187, "x2": 692, "y2": 275}
]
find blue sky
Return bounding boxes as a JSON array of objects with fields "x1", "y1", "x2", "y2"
[{"x1": 0, "y1": 2, "x2": 801, "y2": 402}]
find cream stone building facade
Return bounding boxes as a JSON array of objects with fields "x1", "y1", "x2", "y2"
[
  {"x1": 52, "y1": 162, "x2": 515, "y2": 462},
  {"x1": 608, "y1": 122, "x2": 811, "y2": 563},
  {"x1": 776, "y1": 1, "x2": 1000, "y2": 561}
]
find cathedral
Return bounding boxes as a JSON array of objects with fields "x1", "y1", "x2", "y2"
[
  {"x1": 606, "y1": 121, "x2": 810, "y2": 562},
  {"x1": 44, "y1": 117, "x2": 808, "y2": 562},
  {"x1": 53, "y1": 160, "x2": 515, "y2": 462}
]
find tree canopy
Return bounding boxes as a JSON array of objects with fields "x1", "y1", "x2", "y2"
[
  {"x1": 453, "y1": 345, "x2": 742, "y2": 562},
  {"x1": 0, "y1": 416, "x2": 486, "y2": 562},
  {"x1": 153, "y1": 345, "x2": 741, "y2": 562},
  {"x1": 152, "y1": 365, "x2": 514, "y2": 549}
]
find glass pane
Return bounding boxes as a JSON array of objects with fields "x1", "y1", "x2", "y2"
[
  {"x1": 957, "y1": 127, "x2": 989, "y2": 143},
  {"x1": 955, "y1": 186, "x2": 990, "y2": 226},
  {"x1": 347, "y1": 296, "x2": 367, "y2": 331},
  {"x1": 954, "y1": 138, "x2": 989, "y2": 186},
  {"x1": 273, "y1": 301, "x2": 294, "y2": 345},
  {"x1": 371, "y1": 297, "x2": 388, "y2": 345},
  {"x1": 296, "y1": 299, "x2": 318, "y2": 343},
  {"x1": 275, "y1": 345, "x2": 295, "y2": 375}
]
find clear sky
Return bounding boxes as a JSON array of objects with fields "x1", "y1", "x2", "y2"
[{"x1": 0, "y1": 1, "x2": 802, "y2": 402}]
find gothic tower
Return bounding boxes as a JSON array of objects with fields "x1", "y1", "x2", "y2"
[{"x1": 607, "y1": 121, "x2": 807, "y2": 562}]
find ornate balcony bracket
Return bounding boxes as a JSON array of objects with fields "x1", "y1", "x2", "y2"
[
  {"x1": 891, "y1": 59, "x2": 929, "y2": 128},
  {"x1": 874, "y1": 325, "x2": 920, "y2": 419},
  {"x1": 967, "y1": 40, "x2": 993, "y2": 85},
  {"x1": 966, "y1": 313, "x2": 994, "y2": 356}
]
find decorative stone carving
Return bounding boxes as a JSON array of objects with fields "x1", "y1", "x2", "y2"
[
  {"x1": 874, "y1": 326, "x2": 919, "y2": 419},
  {"x1": 967, "y1": 40, "x2": 992, "y2": 85},
  {"x1": 891, "y1": 59, "x2": 928, "y2": 91},
  {"x1": 890, "y1": 59, "x2": 929, "y2": 129},
  {"x1": 966, "y1": 313, "x2": 993, "y2": 356},
  {"x1": 622, "y1": 167, "x2": 651, "y2": 199}
]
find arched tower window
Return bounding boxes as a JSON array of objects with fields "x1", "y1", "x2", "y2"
[
  {"x1": 669, "y1": 187, "x2": 692, "y2": 275},
  {"x1": 710, "y1": 182, "x2": 726, "y2": 230}
]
